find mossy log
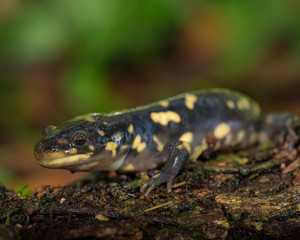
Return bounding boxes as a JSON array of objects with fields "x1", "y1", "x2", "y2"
[{"x1": 1, "y1": 142, "x2": 299, "y2": 240}]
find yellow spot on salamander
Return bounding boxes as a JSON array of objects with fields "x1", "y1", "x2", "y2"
[
  {"x1": 252, "y1": 102, "x2": 261, "y2": 116},
  {"x1": 57, "y1": 138, "x2": 68, "y2": 144},
  {"x1": 89, "y1": 145, "x2": 95, "y2": 151},
  {"x1": 226, "y1": 100, "x2": 235, "y2": 109},
  {"x1": 132, "y1": 135, "x2": 147, "y2": 152},
  {"x1": 132, "y1": 135, "x2": 142, "y2": 149},
  {"x1": 159, "y1": 100, "x2": 169, "y2": 107},
  {"x1": 224, "y1": 134, "x2": 232, "y2": 145},
  {"x1": 237, "y1": 131, "x2": 245, "y2": 143},
  {"x1": 68, "y1": 148, "x2": 78, "y2": 154},
  {"x1": 190, "y1": 139, "x2": 207, "y2": 159},
  {"x1": 86, "y1": 117, "x2": 96, "y2": 122},
  {"x1": 237, "y1": 97, "x2": 250, "y2": 110},
  {"x1": 106, "y1": 141, "x2": 117, "y2": 157},
  {"x1": 121, "y1": 145, "x2": 128, "y2": 150},
  {"x1": 150, "y1": 111, "x2": 181, "y2": 126},
  {"x1": 179, "y1": 132, "x2": 193, "y2": 143},
  {"x1": 137, "y1": 142, "x2": 146, "y2": 152},
  {"x1": 176, "y1": 142, "x2": 191, "y2": 154},
  {"x1": 123, "y1": 164, "x2": 135, "y2": 171},
  {"x1": 157, "y1": 145, "x2": 164, "y2": 152},
  {"x1": 127, "y1": 124, "x2": 134, "y2": 134},
  {"x1": 98, "y1": 130, "x2": 105, "y2": 137},
  {"x1": 214, "y1": 123, "x2": 231, "y2": 139},
  {"x1": 249, "y1": 132, "x2": 257, "y2": 145},
  {"x1": 153, "y1": 135, "x2": 164, "y2": 152},
  {"x1": 185, "y1": 93, "x2": 197, "y2": 110}
]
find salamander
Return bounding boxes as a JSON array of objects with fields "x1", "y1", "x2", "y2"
[{"x1": 34, "y1": 88, "x2": 300, "y2": 195}]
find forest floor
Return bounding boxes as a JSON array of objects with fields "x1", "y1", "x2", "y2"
[{"x1": 1, "y1": 141, "x2": 300, "y2": 240}]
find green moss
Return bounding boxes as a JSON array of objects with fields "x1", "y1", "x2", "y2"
[
  {"x1": 249, "y1": 173, "x2": 259, "y2": 179},
  {"x1": 17, "y1": 186, "x2": 32, "y2": 197}
]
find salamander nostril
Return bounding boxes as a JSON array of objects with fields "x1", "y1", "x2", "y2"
[{"x1": 35, "y1": 141, "x2": 54, "y2": 154}]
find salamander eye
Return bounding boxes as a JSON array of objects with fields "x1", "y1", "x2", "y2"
[{"x1": 72, "y1": 132, "x2": 89, "y2": 147}]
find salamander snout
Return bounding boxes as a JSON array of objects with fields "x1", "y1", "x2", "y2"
[
  {"x1": 35, "y1": 141, "x2": 47, "y2": 155},
  {"x1": 34, "y1": 138, "x2": 59, "y2": 161}
]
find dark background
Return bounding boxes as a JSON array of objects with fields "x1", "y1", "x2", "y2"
[{"x1": 0, "y1": 0, "x2": 300, "y2": 192}]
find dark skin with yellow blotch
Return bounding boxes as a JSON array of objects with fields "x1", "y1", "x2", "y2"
[{"x1": 34, "y1": 89, "x2": 300, "y2": 195}]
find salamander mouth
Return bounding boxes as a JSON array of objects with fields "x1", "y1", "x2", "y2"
[
  {"x1": 35, "y1": 151, "x2": 94, "y2": 168},
  {"x1": 35, "y1": 151, "x2": 124, "y2": 172}
]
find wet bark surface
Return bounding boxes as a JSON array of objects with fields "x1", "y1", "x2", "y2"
[{"x1": 1, "y1": 142, "x2": 300, "y2": 240}]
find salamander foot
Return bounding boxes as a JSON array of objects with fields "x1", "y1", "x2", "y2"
[{"x1": 140, "y1": 171, "x2": 174, "y2": 196}]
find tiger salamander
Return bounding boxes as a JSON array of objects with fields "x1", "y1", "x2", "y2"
[{"x1": 34, "y1": 89, "x2": 299, "y2": 195}]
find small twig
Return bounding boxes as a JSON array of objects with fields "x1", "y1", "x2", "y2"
[
  {"x1": 283, "y1": 157, "x2": 300, "y2": 174},
  {"x1": 144, "y1": 201, "x2": 173, "y2": 213},
  {"x1": 172, "y1": 181, "x2": 186, "y2": 188}
]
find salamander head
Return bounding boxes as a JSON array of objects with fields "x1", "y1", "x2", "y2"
[{"x1": 34, "y1": 114, "x2": 129, "y2": 172}]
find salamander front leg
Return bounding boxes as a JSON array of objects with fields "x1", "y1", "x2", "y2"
[{"x1": 140, "y1": 141, "x2": 190, "y2": 196}]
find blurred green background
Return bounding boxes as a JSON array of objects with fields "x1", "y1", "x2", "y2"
[{"x1": 1, "y1": 0, "x2": 300, "y2": 190}]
